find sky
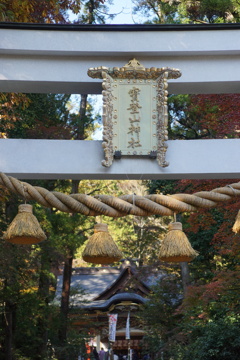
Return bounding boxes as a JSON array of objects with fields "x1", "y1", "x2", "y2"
[
  {"x1": 107, "y1": 0, "x2": 134, "y2": 24},
  {"x1": 68, "y1": 0, "x2": 147, "y2": 25}
]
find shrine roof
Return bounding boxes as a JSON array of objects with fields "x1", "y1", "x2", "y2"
[
  {"x1": 72, "y1": 292, "x2": 147, "y2": 310},
  {"x1": 54, "y1": 264, "x2": 163, "y2": 306},
  {"x1": 55, "y1": 267, "x2": 121, "y2": 303}
]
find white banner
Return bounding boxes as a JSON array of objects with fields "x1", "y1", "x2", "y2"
[
  {"x1": 109, "y1": 314, "x2": 118, "y2": 342},
  {"x1": 126, "y1": 312, "x2": 130, "y2": 340}
]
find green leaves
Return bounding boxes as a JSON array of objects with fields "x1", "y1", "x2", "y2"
[
  {"x1": 182, "y1": 317, "x2": 240, "y2": 360},
  {"x1": 132, "y1": 0, "x2": 240, "y2": 24}
]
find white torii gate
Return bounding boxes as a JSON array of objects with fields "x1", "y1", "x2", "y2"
[{"x1": 0, "y1": 23, "x2": 240, "y2": 180}]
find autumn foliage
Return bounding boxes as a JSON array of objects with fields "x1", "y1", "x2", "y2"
[
  {"x1": 0, "y1": 0, "x2": 81, "y2": 23},
  {"x1": 187, "y1": 94, "x2": 240, "y2": 138},
  {"x1": 169, "y1": 93, "x2": 240, "y2": 139},
  {"x1": 145, "y1": 90, "x2": 240, "y2": 358}
]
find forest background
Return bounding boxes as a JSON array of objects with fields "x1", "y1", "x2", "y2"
[{"x1": 0, "y1": 1, "x2": 240, "y2": 360}]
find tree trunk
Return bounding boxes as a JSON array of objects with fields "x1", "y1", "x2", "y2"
[
  {"x1": 4, "y1": 300, "x2": 16, "y2": 360},
  {"x1": 72, "y1": 180, "x2": 80, "y2": 194},
  {"x1": 88, "y1": 0, "x2": 95, "y2": 24},
  {"x1": 75, "y1": 94, "x2": 88, "y2": 140},
  {"x1": 180, "y1": 262, "x2": 191, "y2": 295},
  {"x1": 34, "y1": 243, "x2": 52, "y2": 359},
  {"x1": 57, "y1": 51, "x2": 87, "y2": 356},
  {"x1": 57, "y1": 179, "x2": 80, "y2": 359},
  {"x1": 58, "y1": 256, "x2": 73, "y2": 358}
]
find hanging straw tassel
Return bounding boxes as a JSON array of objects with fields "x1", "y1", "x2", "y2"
[
  {"x1": 232, "y1": 210, "x2": 240, "y2": 234},
  {"x1": 82, "y1": 223, "x2": 123, "y2": 264},
  {"x1": 3, "y1": 204, "x2": 47, "y2": 245},
  {"x1": 159, "y1": 222, "x2": 198, "y2": 263}
]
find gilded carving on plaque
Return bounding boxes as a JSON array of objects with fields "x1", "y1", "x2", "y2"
[{"x1": 88, "y1": 59, "x2": 181, "y2": 167}]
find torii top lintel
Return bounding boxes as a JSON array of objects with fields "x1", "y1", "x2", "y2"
[{"x1": 0, "y1": 23, "x2": 240, "y2": 180}]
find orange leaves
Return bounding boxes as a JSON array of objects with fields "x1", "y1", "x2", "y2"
[
  {"x1": 188, "y1": 94, "x2": 240, "y2": 139},
  {"x1": 0, "y1": 93, "x2": 31, "y2": 131},
  {"x1": 180, "y1": 268, "x2": 240, "y2": 321},
  {"x1": 9, "y1": 0, "x2": 35, "y2": 23},
  {"x1": 25, "y1": 119, "x2": 72, "y2": 139},
  {"x1": 0, "y1": 92, "x2": 30, "y2": 108},
  {"x1": 210, "y1": 198, "x2": 240, "y2": 256},
  {"x1": 170, "y1": 93, "x2": 240, "y2": 140},
  {"x1": 172, "y1": 179, "x2": 240, "y2": 259},
  {"x1": 200, "y1": 278, "x2": 225, "y2": 303},
  {"x1": 0, "y1": 0, "x2": 82, "y2": 23},
  {"x1": 187, "y1": 209, "x2": 217, "y2": 234},
  {"x1": 175, "y1": 179, "x2": 236, "y2": 194}
]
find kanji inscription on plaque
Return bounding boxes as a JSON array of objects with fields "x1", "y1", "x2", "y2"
[{"x1": 88, "y1": 59, "x2": 181, "y2": 167}]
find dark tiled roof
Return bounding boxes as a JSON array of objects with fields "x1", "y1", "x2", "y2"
[
  {"x1": 55, "y1": 267, "x2": 121, "y2": 303},
  {"x1": 54, "y1": 265, "x2": 165, "y2": 307},
  {"x1": 73, "y1": 293, "x2": 147, "y2": 310}
]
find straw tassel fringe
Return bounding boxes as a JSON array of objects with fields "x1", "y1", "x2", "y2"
[
  {"x1": 82, "y1": 223, "x2": 123, "y2": 264},
  {"x1": 3, "y1": 204, "x2": 47, "y2": 245},
  {"x1": 159, "y1": 222, "x2": 198, "y2": 263}
]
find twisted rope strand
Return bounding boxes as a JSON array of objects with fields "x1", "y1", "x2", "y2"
[{"x1": 0, "y1": 173, "x2": 240, "y2": 218}]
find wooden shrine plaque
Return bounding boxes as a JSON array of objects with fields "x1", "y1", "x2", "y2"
[{"x1": 88, "y1": 59, "x2": 181, "y2": 168}]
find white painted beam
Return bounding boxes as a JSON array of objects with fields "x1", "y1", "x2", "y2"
[
  {"x1": 1, "y1": 24, "x2": 240, "y2": 94},
  {"x1": 0, "y1": 25, "x2": 239, "y2": 182},
  {"x1": 1, "y1": 55, "x2": 240, "y2": 95},
  {"x1": 0, "y1": 139, "x2": 239, "y2": 180}
]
